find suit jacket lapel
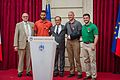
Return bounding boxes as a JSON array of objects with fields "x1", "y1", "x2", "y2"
[
  {"x1": 52, "y1": 26, "x2": 56, "y2": 34},
  {"x1": 53, "y1": 25, "x2": 64, "y2": 35},
  {"x1": 28, "y1": 22, "x2": 32, "y2": 31}
]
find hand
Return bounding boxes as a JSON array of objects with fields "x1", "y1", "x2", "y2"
[
  {"x1": 91, "y1": 45, "x2": 95, "y2": 51},
  {"x1": 50, "y1": 35, "x2": 54, "y2": 37},
  {"x1": 14, "y1": 47, "x2": 18, "y2": 51},
  {"x1": 67, "y1": 35, "x2": 71, "y2": 39},
  {"x1": 44, "y1": 27, "x2": 48, "y2": 30}
]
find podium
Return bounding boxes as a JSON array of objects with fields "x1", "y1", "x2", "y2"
[{"x1": 28, "y1": 36, "x2": 57, "y2": 80}]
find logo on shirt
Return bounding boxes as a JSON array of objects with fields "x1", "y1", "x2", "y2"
[{"x1": 88, "y1": 28, "x2": 90, "y2": 32}]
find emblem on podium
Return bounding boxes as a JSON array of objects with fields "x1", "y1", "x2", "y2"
[{"x1": 39, "y1": 43, "x2": 44, "y2": 51}]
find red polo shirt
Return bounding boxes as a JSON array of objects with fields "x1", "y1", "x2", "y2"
[{"x1": 34, "y1": 19, "x2": 52, "y2": 36}]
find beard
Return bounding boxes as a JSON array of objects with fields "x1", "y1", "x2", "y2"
[
  {"x1": 41, "y1": 17, "x2": 46, "y2": 20},
  {"x1": 69, "y1": 17, "x2": 74, "y2": 21},
  {"x1": 85, "y1": 20, "x2": 90, "y2": 24}
]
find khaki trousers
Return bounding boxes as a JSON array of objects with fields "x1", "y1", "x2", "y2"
[
  {"x1": 18, "y1": 42, "x2": 31, "y2": 73},
  {"x1": 66, "y1": 39, "x2": 82, "y2": 75},
  {"x1": 82, "y1": 43, "x2": 97, "y2": 78}
]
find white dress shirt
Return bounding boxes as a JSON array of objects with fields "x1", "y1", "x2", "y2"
[
  {"x1": 23, "y1": 21, "x2": 32, "y2": 36},
  {"x1": 54, "y1": 25, "x2": 62, "y2": 34}
]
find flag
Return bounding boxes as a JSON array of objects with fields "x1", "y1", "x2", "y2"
[
  {"x1": 112, "y1": 5, "x2": 120, "y2": 57},
  {"x1": 0, "y1": 33, "x2": 2, "y2": 61},
  {"x1": 46, "y1": 0, "x2": 51, "y2": 21}
]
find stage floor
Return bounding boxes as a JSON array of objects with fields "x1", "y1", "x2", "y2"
[{"x1": 0, "y1": 69, "x2": 120, "y2": 80}]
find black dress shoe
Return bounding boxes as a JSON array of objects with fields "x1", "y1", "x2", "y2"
[
  {"x1": 83, "y1": 76, "x2": 92, "y2": 80},
  {"x1": 53, "y1": 73, "x2": 59, "y2": 77},
  {"x1": 59, "y1": 73, "x2": 64, "y2": 77},
  {"x1": 77, "y1": 74, "x2": 82, "y2": 79},
  {"x1": 67, "y1": 74, "x2": 75, "y2": 78},
  {"x1": 18, "y1": 72, "x2": 22, "y2": 77},
  {"x1": 26, "y1": 72, "x2": 32, "y2": 76},
  {"x1": 91, "y1": 78, "x2": 96, "y2": 80}
]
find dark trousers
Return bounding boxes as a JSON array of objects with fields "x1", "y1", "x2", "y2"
[{"x1": 54, "y1": 46, "x2": 65, "y2": 74}]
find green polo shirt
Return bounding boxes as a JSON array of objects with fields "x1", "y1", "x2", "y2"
[{"x1": 82, "y1": 22, "x2": 98, "y2": 42}]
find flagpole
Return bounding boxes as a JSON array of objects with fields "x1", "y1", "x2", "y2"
[{"x1": 46, "y1": 0, "x2": 51, "y2": 21}]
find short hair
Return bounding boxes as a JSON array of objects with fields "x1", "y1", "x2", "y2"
[
  {"x1": 55, "y1": 16, "x2": 61, "y2": 21},
  {"x1": 68, "y1": 11, "x2": 75, "y2": 16},
  {"x1": 41, "y1": 10, "x2": 46, "y2": 13},
  {"x1": 83, "y1": 13, "x2": 90, "y2": 18}
]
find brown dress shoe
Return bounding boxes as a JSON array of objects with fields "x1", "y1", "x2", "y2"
[{"x1": 91, "y1": 78, "x2": 96, "y2": 80}]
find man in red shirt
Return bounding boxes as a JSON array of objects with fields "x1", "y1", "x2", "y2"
[{"x1": 34, "y1": 10, "x2": 52, "y2": 36}]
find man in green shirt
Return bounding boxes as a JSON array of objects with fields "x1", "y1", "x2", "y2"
[{"x1": 82, "y1": 14, "x2": 98, "y2": 80}]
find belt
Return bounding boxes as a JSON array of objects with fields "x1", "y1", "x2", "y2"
[{"x1": 84, "y1": 42, "x2": 93, "y2": 44}]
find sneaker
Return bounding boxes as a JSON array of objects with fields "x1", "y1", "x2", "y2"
[{"x1": 18, "y1": 72, "x2": 22, "y2": 77}]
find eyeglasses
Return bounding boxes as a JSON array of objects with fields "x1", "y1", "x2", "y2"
[
  {"x1": 55, "y1": 20, "x2": 61, "y2": 21},
  {"x1": 23, "y1": 16, "x2": 28, "y2": 18}
]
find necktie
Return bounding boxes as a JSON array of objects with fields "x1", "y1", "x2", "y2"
[{"x1": 56, "y1": 26, "x2": 59, "y2": 34}]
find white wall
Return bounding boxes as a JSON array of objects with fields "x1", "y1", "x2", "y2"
[{"x1": 42, "y1": 0, "x2": 93, "y2": 71}]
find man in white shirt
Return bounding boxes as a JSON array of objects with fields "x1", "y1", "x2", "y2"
[{"x1": 14, "y1": 13, "x2": 34, "y2": 77}]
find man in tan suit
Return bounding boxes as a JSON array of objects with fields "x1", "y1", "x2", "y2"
[{"x1": 14, "y1": 13, "x2": 34, "y2": 77}]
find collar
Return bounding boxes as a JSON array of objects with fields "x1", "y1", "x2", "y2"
[
  {"x1": 39, "y1": 19, "x2": 49, "y2": 23},
  {"x1": 55, "y1": 24, "x2": 62, "y2": 27},
  {"x1": 69, "y1": 19, "x2": 76, "y2": 24},
  {"x1": 85, "y1": 22, "x2": 92, "y2": 26},
  {"x1": 22, "y1": 21, "x2": 28, "y2": 25}
]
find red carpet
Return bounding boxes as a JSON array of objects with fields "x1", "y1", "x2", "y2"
[{"x1": 0, "y1": 69, "x2": 120, "y2": 80}]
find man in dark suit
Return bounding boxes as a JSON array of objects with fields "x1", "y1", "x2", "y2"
[
  {"x1": 14, "y1": 13, "x2": 34, "y2": 77},
  {"x1": 51, "y1": 16, "x2": 66, "y2": 77}
]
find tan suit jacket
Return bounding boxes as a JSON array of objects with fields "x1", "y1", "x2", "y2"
[{"x1": 14, "y1": 21, "x2": 34, "y2": 49}]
